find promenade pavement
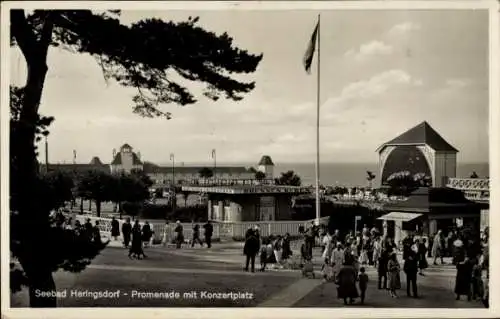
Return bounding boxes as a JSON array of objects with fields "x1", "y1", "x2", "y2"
[{"x1": 10, "y1": 242, "x2": 484, "y2": 308}]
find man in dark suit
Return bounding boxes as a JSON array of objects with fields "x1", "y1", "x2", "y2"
[
  {"x1": 203, "y1": 220, "x2": 214, "y2": 248},
  {"x1": 243, "y1": 230, "x2": 260, "y2": 272},
  {"x1": 404, "y1": 251, "x2": 419, "y2": 298}
]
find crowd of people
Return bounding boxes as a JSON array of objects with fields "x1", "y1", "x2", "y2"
[
  {"x1": 239, "y1": 221, "x2": 489, "y2": 307},
  {"x1": 163, "y1": 220, "x2": 215, "y2": 249},
  {"x1": 242, "y1": 227, "x2": 294, "y2": 272},
  {"x1": 114, "y1": 218, "x2": 215, "y2": 253},
  {"x1": 51, "y1": 211, "x2": 106, "y2": 245},
  {"x1": 52, "y1": 209, "x2": 489, "y2": 307},
  {"x1": 311, "y1": 223, "x2": 489, "y2": 306}
]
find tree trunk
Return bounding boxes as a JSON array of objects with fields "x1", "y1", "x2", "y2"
[
  {"x1": 27, "y1": 270, "x2": 57, "y2": 307},
  {"x1": 88, "y1": 200, "x2": 92, "y2": 212},
  {"x1": 80, "y1": 198, "x2": 83, "y2": 214},
  {"x1": 11, "y1": 10, "x2": 57, "y2": 308},
  {"x1": 96, "y1": 201, "x2": 101, "y2": 218}
]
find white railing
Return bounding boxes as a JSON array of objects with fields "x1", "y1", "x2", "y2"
[
  {"x1": 447, "y1": 178, "x2": 489, "y2": 191},
  {"x1": 69, "y1": 214, "x2": 328, "y2": 243},
  {"x1": 447, "y1": 178, "x2": 490, "y2": 202}
]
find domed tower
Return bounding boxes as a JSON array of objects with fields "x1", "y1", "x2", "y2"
[
  {"x1": 258, "y1": 155, "x2": 275, "y2": 179},
  {"x1": 110, "y1": 143, "x2": 143, "y2": 173}
]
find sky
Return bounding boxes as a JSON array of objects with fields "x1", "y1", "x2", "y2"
[{"x1": 10, "y1": 9, "x2": 490, "y2": 165}]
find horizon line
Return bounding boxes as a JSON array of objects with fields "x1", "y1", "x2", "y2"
[{"x1": 45, "y1": 160, "x2": 490, "y2": 166}]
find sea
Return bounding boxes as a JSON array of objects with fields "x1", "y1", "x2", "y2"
[
  {"x1": 160, "y1": 162, "x2": 489, "y2": 187},
  {"x1": 272, "y1": 162, "x2": 490, "y2": 187}
]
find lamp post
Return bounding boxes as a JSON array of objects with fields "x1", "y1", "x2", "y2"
[
  {"x1": 211, "y1": 149, "x2": 217, "y2": 181},
  {"x1": 170, "y1": 153, "x2": 176, "y2": 213}
]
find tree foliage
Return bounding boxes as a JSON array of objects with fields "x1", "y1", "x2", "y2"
[
  {"x1": 39, "y1": 170, "x2": 75, "y2": 211},
  {"x1": 275, "y1": 170, "x2": 302, "y2": 186},
  {"x1": 13, "y1": 10, "x2": 262, "y2": 118},
  {"x1": 386, "y1": 171, "x2": 431, "y2": 196},
  {"x1": 76, "y1": 170, "x2": 114, "y2": 216},
  {"x1": 254, "y1": 171, "x2": 266, "y2": 180},
  {"x1": 76, "y1": 170, "x2": 152, "y2": 216},
  {"x1": 10, "y1": 8, "x2": 261, "y2": 307},
  {"x1": 10, "y1": 86, "x2": 54, "y2": 138},
  {"x1": 198, "y1": 167, "x2": 214, "y2": 179},
  {"x1": 327, "y1": 186, "x2": 349, "y2": 195}
]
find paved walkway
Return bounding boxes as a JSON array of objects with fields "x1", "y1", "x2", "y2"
[
  {"x1": 88, "y1": 263, "x2": 297, "y2": 278},
  {"x1": 10, "y1": 244, "x2": 476, "y2": 308},
  {"x1": 258, "y1": 279, "x2": 322, "y2": 307}
]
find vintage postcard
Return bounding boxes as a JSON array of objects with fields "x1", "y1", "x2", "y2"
[{"x1": 1, "y1": 1, "x2": 498, "y2": 318}]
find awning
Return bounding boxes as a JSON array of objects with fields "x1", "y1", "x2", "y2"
[{"x1": 377, "y1": 212, "x2": 423, "y2": 222}]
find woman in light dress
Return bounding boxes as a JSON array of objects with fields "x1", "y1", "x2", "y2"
[
  {"x1": 331, "y1": 242, "x2": 345, "y2": 282},
  {"x1": 372, "y1": 237, "x2": 382, "y2": 267},
  {"x1": 351, "y1": 236, "x2": 360, "y2": 258},
  {"x1": 321, "y1": 232, "x2": 333, "y2": 263},
  {"x1": 359, "y1": 237, "x2": 370, "y2": 265},
  {"x1": 273, "y1": 236, "x2": 284, "y2": 268},
  {"x1": 387, "y1": 252, "x2": 401, "y2": 298}
]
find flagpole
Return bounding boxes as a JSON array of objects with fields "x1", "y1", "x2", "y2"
[{"x1": 315, "y1": 14, "x2": 321, "y2": 225}]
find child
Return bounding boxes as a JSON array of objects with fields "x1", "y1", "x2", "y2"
[
  {"x1": 352, "y1": 255, "x2": 361, "y2": 278},
  {"x1": 377, "y1": 250, "x2": 388, "y2": 290},
  {"x1": 300, "y1": 242, "x2": 308, "y2": 266},
  {"x1": 321, "y1": 258, "x2": 334, "y2": 282},
  {"x1": 259, "y1": 239, "x2": 268, "y2": 272},
  {"x1": 358, "y1": 267, "x2": 369, "y2": 304},
  {"x1": 266, "y1": 239, "x2": 275, "y2": 269}
]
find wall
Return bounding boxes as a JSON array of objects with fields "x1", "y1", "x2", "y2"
[
  {"x1": 433, "y1": 151, "x2": 457, "y2": 187},
  {"x1": 121, "y1": 151, "x2": 134, "y2": 172},
  {"x1": 259, "y1": 196, "x2": 276, "y2": 221},
  {"x1": 275, "y1": 195, "x2": 293, "y2": 220},
  {"x1": 206, "y1": 194, "x2": 295, "y2": 222},
  {"x1": 241, "y1": 199, "x2": 258, "y2": 221},
  {"x1": 258, "y1": 165, "x2": 274, "y2": 179},
  {"x1": 480, "y1": 209, "x2": 489, "y2": 230}
]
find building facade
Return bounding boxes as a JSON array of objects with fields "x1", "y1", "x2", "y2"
[
  {"x1": 376, "y1": 122, "x2": 489, "y2": 240},
  {"x1": 181, "y1": 184, "x2": 310, "y2": 222},
  {"x1": 377, "y1": 121, "x2": 458, "y2": 187},
  {"x1": 446, "y1": 177, "x2": 490, "y2": 230},
  {"x1": 41, "y1": 144, "x2": 275, "y2": 186},
  {"x1": 110, "y1": 144, "x2": 143, "y2": 174}
]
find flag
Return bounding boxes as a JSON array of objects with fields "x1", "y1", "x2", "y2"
[
  {"x1": 73, "y1": 150, "x2": 76, "y2": 159},
  {"x1": 211, "y1": 149, "x2": 216, "y2": 159},
  {"x1": 303, "y1": 21, "x2": 319, "y2": 74},
  {"x1": 170, "y1": 153, "x2": 174, "y2": 161}
]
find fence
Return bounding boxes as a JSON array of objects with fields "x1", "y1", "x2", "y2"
[{"x1": 70, "y1": 214, "x2": 329, "y2": 243}]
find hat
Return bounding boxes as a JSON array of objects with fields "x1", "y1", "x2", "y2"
[
  {"x1": 176, "y1": 220, "x2": 180, "y2": 224},
  {"x1": 254, "y1": 225, "x2": 260, "y2": 230}
]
